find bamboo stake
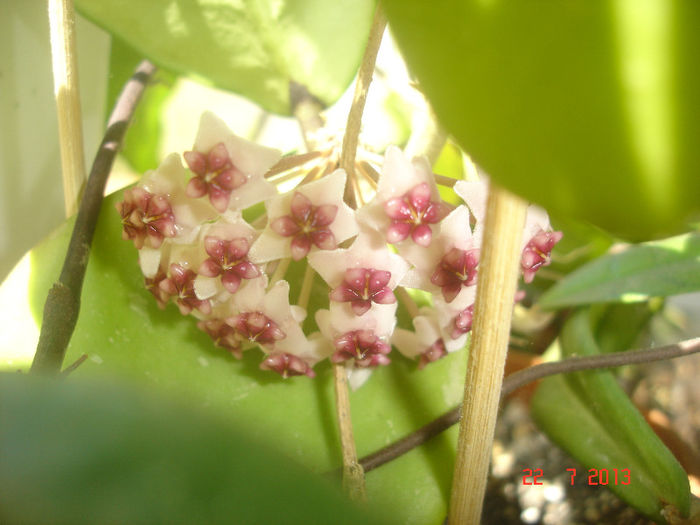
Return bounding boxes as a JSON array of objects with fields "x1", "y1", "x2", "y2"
[
  {"x1": 448, "y1": 184, "x2": 527, "y2": 524},
  {"x1": 49, "y1": 0, "x2": 87, "y2": 217}
]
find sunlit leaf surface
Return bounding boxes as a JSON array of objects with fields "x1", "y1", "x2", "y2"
[
  {"x1": 383, "y1": 1, "x2": 700, "y2": 240},
  {"x1": 76, "y1": 0, "x2": 376, "y2": 114}
]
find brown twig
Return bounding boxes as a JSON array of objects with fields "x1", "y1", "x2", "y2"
[
  {"x1": 332, "y1": 4, "x2": 387, "y2": 503},
  {"x1": 61, "y1": 353, "x2": 88, "y2": 376},
  {"x1": 30, "y1": 60, "x2": 157, "y2": 375},
  {"x1": 358, "y1": 337, "x2": 700, "y2": 473}
]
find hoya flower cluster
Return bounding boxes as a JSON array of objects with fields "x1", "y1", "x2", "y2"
[{"x1": 117, "y1": 112, "x2": 562, "y2": 383}]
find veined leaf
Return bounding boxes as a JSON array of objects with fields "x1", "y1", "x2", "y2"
[
  {"x1": 539, "y1": 233, "x2": 700, "y2": 309},
  {"x1": 76, "y1": 0, "x2": 376, "y2": 114},
  {"x1": 531, "y1": 310, "x2": 690, "y2": 521}
]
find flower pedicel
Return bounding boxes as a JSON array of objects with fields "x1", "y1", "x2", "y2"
[{"x1": 117, "y1": 111, "x2": 562, "y2": 385}]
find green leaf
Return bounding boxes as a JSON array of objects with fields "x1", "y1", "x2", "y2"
[
  {"x1": 382, "y1": 1, "x2": 700, "y2": 240},
  {"x1": 0, "y1": 373, "x2": 390, "y2": 524},
  {"x1": 539, "y1": 233, "x2": 700, "y2": 310},
  {"x1": 6, "y1": 190, "x2": 468, "y2": 525},
  {"x1": 531, "y1": 310, "x2": 690, "y2": 521},
  {"x1": 76, "y1": 0, "x2": 376, "y2": 115}
]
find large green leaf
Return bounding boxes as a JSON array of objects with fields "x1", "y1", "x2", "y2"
[
  {"x1": 531, "y1": 309, "x2": 690, "y2": 521},
  {"x1": 382, "y1": 1, "x2": 700, "y2": 240},
  {"x1": 7, "y1": 190, "x2": 468, "y2": 525},
  {"x1": 76, "y1": 0, "x2": 376, "y2": 114},
  {"x1": 539, "y1": 233, "x2": 700, "y2": 309},
  {"x1": 0, "y1": 373, "x2": 390, "y2": 524}
]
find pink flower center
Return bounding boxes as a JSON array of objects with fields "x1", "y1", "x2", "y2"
[
  {"x1": 383, "y1": 182, "x2": 449, "y2": 246},
  {"x1": 331, "y1": 330, "x2": 391, "y2": 368},
  {"x1": 270, "y1": 191, "x2": 338, "y2": 260},
  {"x1": 260, "y1": 352, "x2": 315, "y2": 378},
  {"x1": 430, "y1": 248, "x2": 480, "y2": 303},
  {"x1": 228, "y1": 311, "x2": 285, "y2": 346},
  {"x1": 197, "y1": 319, "x2": 242, "y2": 359},
  {"x1": 418, "y1": 339, "x2": 447, "y2": 369},
  {"x1": 521, "y1": 230, "x2": 563, "y2": 283},
  {"x1": 329, "y1": 268, "x2": 396, "y2": 316},
  {"x1": 117, "y1": 187, "x2": 176, "y2": 249},
  {"x1": 198, "y1": 236, "x2": 261, "y2": 294},
  {"x1": 159, "y1": 263, "x2": 211, "y2": 316},
  {"x1": 184, "y1": 143, "x2": 248, "y2": 213}
]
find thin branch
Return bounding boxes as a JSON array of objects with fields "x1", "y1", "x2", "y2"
[
  {"x1": 61, "y1": 353, "x2": 88, "y2": 376},
  {"x1": 296, "y1": 265, "x2": 315, "y2": 310},
  {"x1": 49, "y1": 0, "x2": 87, "y2": 216},
  {"x1": 334, "y1": 362, "x2": 366, "y2": 502},
  {"x1": 332, "y1": 3, "x2": 387, "y2": 503},
  {"x1": 339, "y1": 6, "x2": 387, "y2": 183},
  {"x1": 31, "y1": 60, "x2": 157, "y2": 375},
  {"x1": 357, "y1": 337, "x2": 700, "y2": 473},
  {"x1": 264, "y1": 151, "x2": 322, "y2": 178}
]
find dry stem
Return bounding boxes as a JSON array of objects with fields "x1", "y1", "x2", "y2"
[
  {"x1": 448, "y1": 184, "x2": 527, "y2": 524},
  {"x1": 49, "y1": 0, "x2": 87, "y2": 217}
]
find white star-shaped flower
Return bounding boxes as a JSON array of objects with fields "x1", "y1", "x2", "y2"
[
  {"x1": 184, "y1": 111, "x2": 280, "y2": 212},
  {"x1": 248, "y1": 169, "x2": 358, "y2": 263}
]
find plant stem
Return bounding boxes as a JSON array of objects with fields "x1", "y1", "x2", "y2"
[
  {"x1": 333, "y1": 362, "x2": 366, "y2": 502},
  {"x1": 49, "y1": 0, "x2": 87, "y2": 217},
  {"x1": 356, "y1": 336, "x2": 700, "y2": 473},
  {"x1": 297, "y1": 265, "x2": 315, "y2": 310},
  {"x1": 31, "y1": 61, "x2": 157, "y2": 375},
  {"x1": 339, "y1": 5, "x2": 386, "y2": 182},
  {"x1": 332, "y1": 3, "x2": 387, "y2": 502},
  {"x1": 448, "y1": 184, "x2": 527, "y2": 524}
]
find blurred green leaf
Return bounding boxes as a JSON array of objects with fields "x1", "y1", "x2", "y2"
[
  {"x1": 590, "y1": 302, "x2": 656, "y2": 355},
  {"x1": 76, "y1": 0, "x2": 376, "y2": 114},
  {"x1": 539, "y1": 233, "x2": 700, "y2": 309},
  {"x1": 531, "y1": 309, "x2": 690, "y2": 522},
  {"x1": 0, "y1": 373, "x2": 390, "y2": 524},
  {"x1": 13, "y1": 190, "x2": 467, "y2": 525},
  {"x1": 382, "y1": 1, "x2": 700, "y2": 240}
]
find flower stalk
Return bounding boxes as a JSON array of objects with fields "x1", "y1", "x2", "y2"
[
  {"x1": 49, "y1": 0, "x2": 87, "y2": 217},
  {"x1": 448, "y1": 184, "x2": 527, "y2": 524},
  {"x1": 332, "y1": 3, "x2": 387, "y2": 502}
]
